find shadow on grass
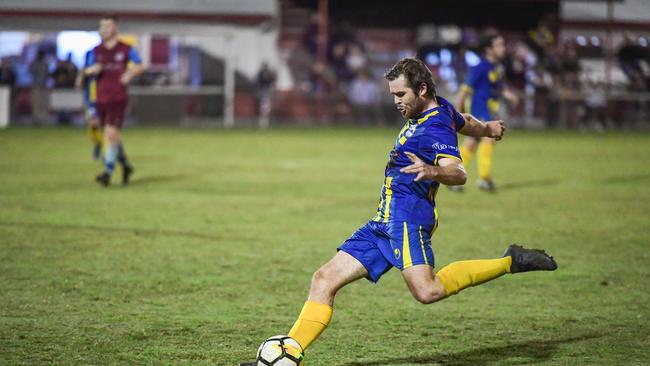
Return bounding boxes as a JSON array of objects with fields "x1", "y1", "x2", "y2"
[
  {"x1": 128, "y1": 174, "x2": 188, "y2": 186},
  {"x1": 497, "y1": 179, "x2": 560, "y2": 191},
  {"x1": 601, "y1": 173, "x2": 650, "y2": 184},
  {"x1": 339, "y1": 333, "x2": 601, "y2": 366},
  {"x1": 0, "y1": 221, "x2": 226, "y2": 241}
]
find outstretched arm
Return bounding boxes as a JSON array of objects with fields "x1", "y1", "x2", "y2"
[
  {"x1": 459, "y1": 114, "x2": 506, "y2": 140},
  {"x1": 400, "y1": 152, "x2": 467, "y2": 186}
]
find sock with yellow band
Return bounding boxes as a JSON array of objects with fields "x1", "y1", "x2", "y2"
[
  {"x1": 287, "y1": 300, "x2": 333, "y2": 351},
  {"x1": 436, "y1": 257, "x2": 512, "y2": 297},
  {"x1": 460, "y1": 144, "x2": 474, "y2": 166},
  {"x1": 477, "y1": 142, "x2": 495, "y2": 181}
]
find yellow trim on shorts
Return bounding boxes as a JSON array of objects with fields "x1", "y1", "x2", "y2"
[
  {"x1": 402, "y1": 222, "x2": 412, "y2": 269},
  {"x1": 418, "y1": 225, "x2": 428, "y2": 265}
]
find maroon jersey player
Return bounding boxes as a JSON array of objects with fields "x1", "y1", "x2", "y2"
[{"x1": 84, "y1": 14, "x2": 144, "y2": 186}]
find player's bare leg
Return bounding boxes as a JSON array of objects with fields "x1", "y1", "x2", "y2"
[
  {"x1": 239, "y1": 252, "x2": 367, "y2": 365},
  {"x1": 402, "y1": 244, "x2": 557, "y2": 303},
  {"x1": 477, "y1": 136, "x2": 497, "y2": 192}
]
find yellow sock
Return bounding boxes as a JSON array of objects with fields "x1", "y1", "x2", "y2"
[
  {"x1": 460, "y1": 144, "x2": 473, "y2": 165},
  {"x1": 436, "y1": 257, "x2": 512, "y2": 297},
  {"x1": 89, "y1": 125, "x2": 102, "y2": 146},
  {"x1": 477, "y1": 142, "x2": 494, "y2": 180},
  {"x1": 287, "y1": 301, "x2": 333, "y2": 350}
]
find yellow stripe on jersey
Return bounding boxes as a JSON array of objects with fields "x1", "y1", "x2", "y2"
[
  {"x1": 402, "y1": 222, "x2": 412, "y2": 269},
  {"x1": 382, "y1": 177, "x2": 393, "y2": 223},
  {"x1": 416, "y1": 110, "x2": 439, "y2": 124},
  {"x1": 418, "y1": 225, "x2": 428, "y2": 265}
]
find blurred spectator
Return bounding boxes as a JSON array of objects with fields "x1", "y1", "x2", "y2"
[
  {"x1": 346, "y1": 44, "x2": 367, "y2": 74},
  {"x1": 349, "y1": 69, "x2": 380, "y2": 125},
  {"x1": 29, "y1": 50, "x2": 50, "y2": 124},
  {"x1": 526, "y1": 63, "x2": 553, "y2": 124},
  {"x1": 617, "y1": 33, "x2": 649, "y2": 90},
  {"x1": 0, "y1": 58, "x2": 17, "y2": 121},
  {"x1": 331, "y1": 43, "x2": 353, "y2": 85},
  {"x1": 558, "y1": 44, "x2": 581, "y2": 91},
  {"x1": 583, "y1": 80, "x2": 607, "y2": 131},
  {"x1": 0, "y1": 58, "x2": 16, "y2": 88},
  {"x1": 302, "y1": 14, "x2": 320, "y2": 56},
  {"x1": 255, "y1": 62, "x2": 276, "y2": 128},
  {"x1": 51, "y1": 53, "x2": 78, "y2": 88}
]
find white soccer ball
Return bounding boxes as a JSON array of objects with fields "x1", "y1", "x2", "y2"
[{"x1": 256, "y1": 335, "x2": 304, "y2": 366}]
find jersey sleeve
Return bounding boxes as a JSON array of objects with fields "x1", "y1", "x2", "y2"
[
  {"x1": 418, "y1": 124, "x2": 462, "y2": 166},
  {"x1": 85, "y1": 50, "x2": 96, "y2": 67},
  {"x1": 448, "y1": 103, "x2": 466, "y2": 131},
  {"x1": 461, "y1": 64, "x2": 481, "y2": 92},
  {"x1": 128, "y1": 47, "x2": 142, "y2": 64}
]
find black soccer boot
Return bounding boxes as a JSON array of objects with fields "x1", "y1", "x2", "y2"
[
  {"x1": 122, "y1": 164, "x2": 134, "y2": 186},
  {"x1": 503, "y1": 244, "x2": 557, "y2": 273},
  {"x1": 238, "y1": 362, "x2": 256, "y2": 366},
  {"x1": 95, "y1": 172, "x2": 110, "y2": 187},
  {"x1": 477, "y1": 179, "x2": 496, "y2": 193}
]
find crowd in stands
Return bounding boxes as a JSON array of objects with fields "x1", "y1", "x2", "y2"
[
  {"x1": 1, "y1": 50, "x2": 78, "y2": 124},
  {"x1": 280, "y1": 14, "x2": 650, "y2": 129}
]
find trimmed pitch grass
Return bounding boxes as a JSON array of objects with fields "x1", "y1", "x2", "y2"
[{"x1": 1, "y1": 127, "x2": 649, "y2": 365}]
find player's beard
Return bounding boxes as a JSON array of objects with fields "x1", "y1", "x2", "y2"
[{"x1": 405, "y1": 97, "x2": 426, "y2": 119}]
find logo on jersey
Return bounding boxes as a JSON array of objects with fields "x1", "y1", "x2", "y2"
[
  {"x1": 394, "y1": 248, "x2": 401, "y2": 259},
  {"x1": 432, "y1": 142, "x2": 459, "y2": 152},
  {"x1": 404, "y1": 125, "x2": 417, "y2": 138},
  {"x1": 115, "y1": 52, "x2": 125, "y2": 62}
]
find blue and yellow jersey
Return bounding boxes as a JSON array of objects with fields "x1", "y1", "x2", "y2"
[
  {"x1": 461, "y1": 58, "x2": 504, "y2": 120},
  {"x1": 83, "y1": 50, "x2": 97, "y2": 106},
  {"x1": 372, "y1": 97, "x2": 464, "y2": 229}
]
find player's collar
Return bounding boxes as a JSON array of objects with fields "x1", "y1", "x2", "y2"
[{"x1": 410, "y1": 107, "x2": 440, "y2": 125}]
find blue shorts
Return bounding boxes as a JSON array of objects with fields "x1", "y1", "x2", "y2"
[{"x1": 338, "y1": 220, "x2": 435, "y2": 283}]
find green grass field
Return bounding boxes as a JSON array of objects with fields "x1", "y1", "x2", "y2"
[{"x1": 1, "y1": 127, "x2": 649, "y2": 365}]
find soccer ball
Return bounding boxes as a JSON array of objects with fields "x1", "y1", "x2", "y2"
[{"x1": 256, "y1": 335, "x2": 304, "y2": 366}]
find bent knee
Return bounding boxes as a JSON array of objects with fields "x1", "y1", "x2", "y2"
[
  {"x1": 310, "y1": 268, "x2": 335, "y2": 293},
  {"x1": 412, "y1": 287, "x2": 446, "y2": 304}
]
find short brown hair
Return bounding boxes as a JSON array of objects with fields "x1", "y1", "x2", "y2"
[
  {"x1": 101, "y1": 13, "x2": 119, "y2": 22},
  {"x1": 384, "y1": 58, "x2": 436, "y2": 98}
]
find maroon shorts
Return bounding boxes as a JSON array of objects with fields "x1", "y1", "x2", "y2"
[{"x1": 97, "y1": 101, "x2": 127, "y2": 128}]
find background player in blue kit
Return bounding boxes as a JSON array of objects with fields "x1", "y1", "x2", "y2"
[
  {"x1": 456, "y1": 34, "x2": 519, "y2": 192},
  {"x1": 240, "y1": 58, "x2": 557, "y2": 365},
  {"x1": 75, "y1": 50, "x2": 102, "y2": 160}
]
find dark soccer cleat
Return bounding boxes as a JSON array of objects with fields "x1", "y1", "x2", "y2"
[
  {"x1": 503, "y1": 244, "x2": 557, "y2": 273},
  {"x1": 477, "y1": 179, "x2": 496, "y2": 193},
  {"x1": 122, "y1": 164, "x2": 134, "y2": 186},
  {"x1": 238, "y1": 362, "x2": 256, "y2": 366},
  {"x1": 95, "y1": 172, "x2": 110, "y2": 187}
]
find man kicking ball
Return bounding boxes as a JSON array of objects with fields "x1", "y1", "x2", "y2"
[{"x1": 240, "y1": 58, "x2": 556, "y2": 365}]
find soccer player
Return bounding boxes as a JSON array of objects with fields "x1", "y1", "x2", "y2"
[
  {"x1": 239, "y1": 58, "x2": 556, "y2": 365},
  {"x1": 455, "y1": 34, "x2": 519, "y2": 192},
  {"x1": 75, "y1": 50, "x2": 102, "y2": 160},
  {"x1": 85, "y1": 14, "x2": 144, "y2": 186}
]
